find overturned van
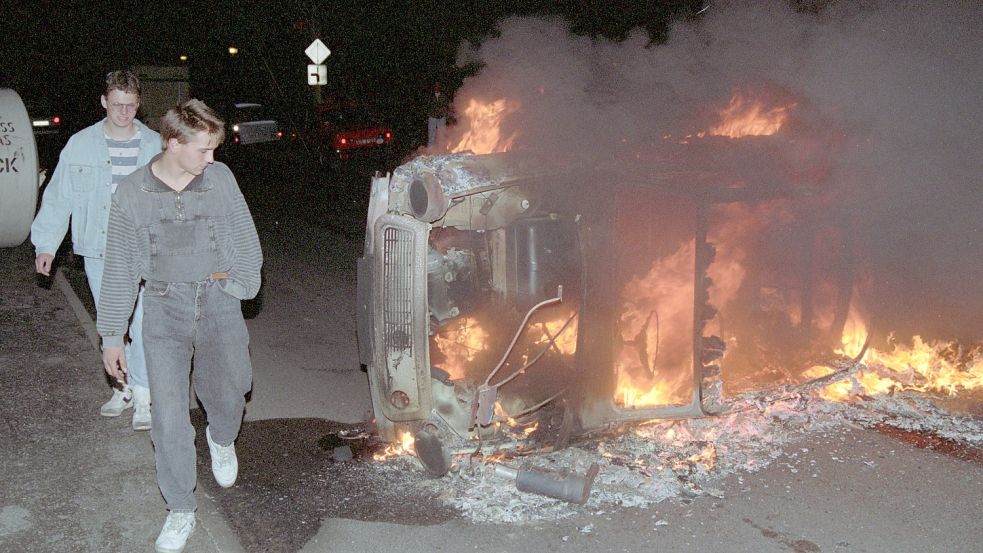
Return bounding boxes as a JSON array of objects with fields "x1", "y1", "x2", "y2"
[{"x1": 356, "y1": 146, "x2": 855, "y2": 462}]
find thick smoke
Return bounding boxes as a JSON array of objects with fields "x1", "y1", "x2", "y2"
[{"x1": 446, "y1": 0, "x2": 983, "y2": 343}]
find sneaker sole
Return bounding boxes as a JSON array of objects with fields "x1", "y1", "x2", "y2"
[
  {"x1": 100, "y1": 403, "x2": 133, "y2": 417},
  {"x1": 155, "y1": 539, "x2": 191, "y2": 553}
]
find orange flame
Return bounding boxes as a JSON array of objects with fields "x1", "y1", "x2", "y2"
[
  {"x1": 532, "y1": 314, "x2": 579, "y2": 356},
  {"x1": 702, "y1": 92, "x2": 794, "y2": 139},
  {"x1": 615, "y1": 241, "x2": 695, "y2": 407},
  {"x1": 373, "y1": 431, "x2": 416, "y2": 461},
  {"x1": 451, "y1": 98, "x2": 520, "y2": 154},
  {"x1": 809, "y1": 308, "x2": 983, "y2": 401},
  {"x1": 618, "y1": 370, "x2": 676, "y2": 408},
  {"x1": 434, "y1": 317, "x2": 489, "y2": 380}
]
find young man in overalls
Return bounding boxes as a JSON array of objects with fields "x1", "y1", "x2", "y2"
[{"x1": 96, "y1": 99, "x2": 262, "y2": 553}]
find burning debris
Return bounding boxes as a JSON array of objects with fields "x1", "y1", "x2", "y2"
[{"x1": 367, "y1": 361, "x2": 982, "y2": 524}]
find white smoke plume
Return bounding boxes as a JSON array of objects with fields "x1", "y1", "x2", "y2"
[{"x1": 444, "y1": 0, "x2": 983, "y2": 343}]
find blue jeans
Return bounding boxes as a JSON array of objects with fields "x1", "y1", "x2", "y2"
[
  {"x1": 84, "y1": 256, "x2": 147, "y2": 387},
  {"x1": 142, "y1": 279, "x2": 252, "y2": 512}
]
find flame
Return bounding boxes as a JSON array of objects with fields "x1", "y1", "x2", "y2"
[
  {"x1": 532, "y1": 314, "x2": 579, "y2": 356},
  {"x1": 703, "y1": 92, "x2": 794, "y2": 138},
  {"x1": 434, "y1": 317, "x2": 489, "y2": 380},
  {"x1": 615, "y1": 241, "x2": 695, "y2": 407},
  {"x1": 836, "y1": 303, "x2": 869, "y2": 359},
  {"x1": 705, "y1": 203, "x2": 768, "y2": 324},
  {"x1": 481, "y1": 452, "x2": 511, "y2": 464},
  {"x1": 824, "y1": 298, "x2": 983, "y2": 400},
  {"x1": 809, "y1": 316, "x2": 983, "y2": 401},
  {"x1": 618, "y1": 369, "x2": 675, "y2": 408},
  {"x1": 373, "y1": 431, "x2": 416, "y2": 461},
  {"x1": 494, "y1": 401, "x2": 508, "y2": 419},
  {"x1": 451, "y1": 98, "x2": 520, "y2": 154}
]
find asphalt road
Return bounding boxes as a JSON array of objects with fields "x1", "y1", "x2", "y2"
[{"x1": 2, "y1": 145, "x2": 981, "y2": 552}]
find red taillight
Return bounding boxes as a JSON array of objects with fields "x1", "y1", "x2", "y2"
[
  {"x1": 234, "y1": 136, "x2": 240, "y2": 143},
  {"x1": 276, "y1": 131, "x2": 283, "y2": 138},
  {"x1": 384, "y1": 131, "x2": 392, "y2": 140},
  {"x1": 52, "y1": 116, "x2": 61, "y2": 125},
  {"x1": 340, "y1": 137, "x2": 348, "y2": 145}
]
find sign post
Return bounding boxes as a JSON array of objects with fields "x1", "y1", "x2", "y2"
[{"x1": 305, "y1": 39, "x2": 331, "y2": 104}]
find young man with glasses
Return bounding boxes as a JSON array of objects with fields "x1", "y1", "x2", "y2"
[{"x1": 31, "y1": 70, "x2": 161, "y2": 430}]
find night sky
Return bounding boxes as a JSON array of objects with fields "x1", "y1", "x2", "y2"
[{"x1": 1, "y1": 0, "x2": 703, "y2": 137}]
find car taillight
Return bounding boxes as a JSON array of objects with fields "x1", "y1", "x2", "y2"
[
  {"x1": 52, "y1": 116, "x2": 61, "y2": 125},
  {"x1": 276, "y1": 131, "x2": 283, "y2": 138},
  {"x1": 385, "y1": 131, "x2": 392, "y2": 140},
  {"x1": 340, "y1": 137, "x2": 348, "y2": 145}
]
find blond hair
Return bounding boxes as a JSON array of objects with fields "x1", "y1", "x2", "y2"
[{"x1": 159, "y1": 99, "x2": 225, "y2": 147}]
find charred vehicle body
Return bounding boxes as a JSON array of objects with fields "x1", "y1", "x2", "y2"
[{"x1": 356, "y1": 143, "x2": 855, "y2": 468}]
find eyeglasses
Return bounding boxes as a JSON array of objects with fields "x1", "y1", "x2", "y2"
[{"x1": 109, "y1": 102, "x2": 139, "y2": 113}]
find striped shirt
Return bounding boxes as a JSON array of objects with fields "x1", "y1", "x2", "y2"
[{"x1": 105, "y1": 131, "x2": 142, "y2": 190}]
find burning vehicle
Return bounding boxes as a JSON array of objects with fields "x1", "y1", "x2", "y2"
[
  {"x1": 357, "y1": 81, "x2": 983, "y2": 486},
  {"x1": 354, "y1": 10, "x2": 983, "y2": 492},
  {"x1": 354, "y1": 87, "x2": 875, "y2": 472}
]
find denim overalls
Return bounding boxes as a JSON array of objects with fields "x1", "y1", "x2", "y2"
[{"x1": 140, "y1": 177, "x2": 252, "y2": 514}]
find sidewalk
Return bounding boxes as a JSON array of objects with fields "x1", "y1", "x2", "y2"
[{"x1": 0, "y1": 242, "x2": 242, "y2": 552}]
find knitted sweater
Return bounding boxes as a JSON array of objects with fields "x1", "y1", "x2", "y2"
[{"x1": 96, "y1": 156, "x2": 263, "y2": 348}]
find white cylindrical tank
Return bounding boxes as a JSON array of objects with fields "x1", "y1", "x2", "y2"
[{"x1": 0, "y1": 88, "x2": 39, "y2": 247}]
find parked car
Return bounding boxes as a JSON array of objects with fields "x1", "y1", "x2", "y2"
[
  {"x1": 24, "y1": 98, "x2": 67, "y2": 172},
  {"x1": 224, "y1": 102, "x2": 282, "y2": 146},
  {"x1": 310, "y1": 101, "x2": 393, "y2": 160},
  {"x1": 30, "y1": 112, "x2": 63, "y2": 137}
]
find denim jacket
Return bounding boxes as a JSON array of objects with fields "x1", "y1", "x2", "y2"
[{"x1": 30, "y1": 118, "x2": 161, "y2": 258}]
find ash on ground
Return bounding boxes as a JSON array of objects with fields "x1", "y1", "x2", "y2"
[{"x1": 371, "y1": 362, "x2": 983, "y2": 524}]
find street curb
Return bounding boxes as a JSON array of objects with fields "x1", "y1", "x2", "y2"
[
  {"x1": 54, "y1": 270, "x2": 100, "y2": 351},
  {"x1": 197, "y1": 489, "x2": 248, "y2": 553},
  {"x1": 52, "y1": 269, "x2": 246, "y2": 553}
]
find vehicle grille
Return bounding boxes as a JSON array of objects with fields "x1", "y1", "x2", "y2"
[
  {"x1": 382, "y1": 226, "x2": 414, "y2": 353},
  {"x1": 371, "y1": 214, "x2": 431, "y2": 421}
]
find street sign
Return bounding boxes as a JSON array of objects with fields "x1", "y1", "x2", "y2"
[
  {"x1": 308, "y1": 64, "x2": 327, "y2": 86},
  {"x1": 305, "y1": 39, "x2": 330, "y2": 64}
]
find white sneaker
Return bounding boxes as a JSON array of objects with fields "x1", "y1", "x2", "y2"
[
  {"x1": 206, "y1": 426, "x2": 238, "y2": 488},
  {"x1": 99, "y1": 386, "x2": 132, "y2": 417},
  {"x1": 131, "y1": 385, "x2": 152, "y2": 431},
  {"x1": 155, "y1": 512, "x2": 195, "y2": 553}
]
